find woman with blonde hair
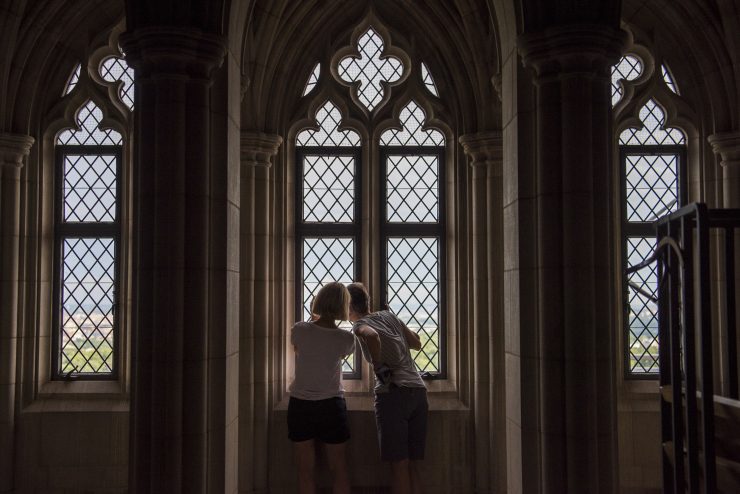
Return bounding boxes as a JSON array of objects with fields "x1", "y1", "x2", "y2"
[{"x1": 288, "y1": 281, "x2": 355, "y2": 494}]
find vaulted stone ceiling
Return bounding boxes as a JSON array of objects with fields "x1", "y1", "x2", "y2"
[
  {"x1": 239, "y1": 0, "x2": 501, "y2": 133},
  {"x1": 2, "y1": 0, "x2": 738, "y2": 145}
]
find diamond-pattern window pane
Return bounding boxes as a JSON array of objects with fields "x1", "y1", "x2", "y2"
[
  {"x1": 303, "y1": 62, "x2": 321, "y2": 96},
  {"x1": 296, "y1": 101, "x2": 360, "y2": 147},
  {"x1": 386, "y1": 155, "x2": 438, "y2": 223},
  {"x1": 619, "y1": 99, "x2": 685, "y2": 145},
  {"x1": 57, "y1": 101, "x2": 122, "y2": 145},
  {"x1": 387, "y1": 237, "x2": 440, "y2": 373},
  {"x1": 100, "y1": 56, "x2": 134, "y2": 111},
  {"x1": 662, "y1": 64, "x2": 680, "y2": 95},
  {"x1": 338, "y1": 28, "x2": 404, "y2": 112},
  {"x1": 420, "y1": 62, "x2": 438, "y2": 97},
  {"x1": 625, "y1": 154, "x2": 679, "y2": 222},
  {"x1": 611, "y1": 55, "x2": 642, "y2": 106},
  {"x1": 63, "y1": 154, "x2": 117, "y2": 223},
  {"x1": 380, "y1": 100, "x2": 444, "y2": 146},
  {"x1": 64, "y1": 63, "x2": 81, "y2": 96},
  {"x1": 626, "y1": 236, "x2": 659, "y2": 373},
  {"x1": 303, "y1": 155, "x2": 355, "y2": 223},
  {"x1": 60, "y1": 237, "x2": 116, "y2": 375},
  {"x1": 302, "y1": 237, "x2": 355, "y2": 373}
]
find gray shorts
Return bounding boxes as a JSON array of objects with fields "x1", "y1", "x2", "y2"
[{"x1": 374, "y1": 385, "x2": 428, "y2": 462}]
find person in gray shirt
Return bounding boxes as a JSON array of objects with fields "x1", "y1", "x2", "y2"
[
  {"x1": 347, "y1": 282, "x2": 428, "y2": 494},
  {"x1": 288, "y1": 281, "x2": 355, "y2": 494}
]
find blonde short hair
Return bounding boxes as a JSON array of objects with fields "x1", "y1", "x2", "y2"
[{"x1": 311, "y1": 282, "x2": 350, "y2": 321}]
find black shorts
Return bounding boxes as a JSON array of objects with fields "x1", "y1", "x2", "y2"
[
  {"x1": 288, "y1": 396, "x2": 350, "y2": 444},
  {"x1": 374, "y1": 385, "x2": 428, "y2": 461}
]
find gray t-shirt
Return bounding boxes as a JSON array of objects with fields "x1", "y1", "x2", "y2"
[
  {"x1": 289, "y1": 322, "x2": 356, "y2": 400},
  {"x1": 352, "y1": 311, "x2": 425, "y2": 392}
]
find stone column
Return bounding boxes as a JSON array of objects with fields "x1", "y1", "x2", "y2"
[
  {"x1": 460, "y1": 131, "x2": 505, "y2": 494},
  {"x1": 239, "y1": 132, "x2": 281, "y2": 494},
  {"x1": 119, "y1": 28, "x2": 229, "y2": 493},
  {"x1": 514, "y1": 25, "x2": 626, "y2": 494},
  {"x1": 0, "y1": 133, "x2": 33, "y2": 493},
  {"x1": 709, "y1": 132, "x2": 740, "y2": 208},
  {"x1": 709, "y1": 131, "x2": 740, "y2": 394}
]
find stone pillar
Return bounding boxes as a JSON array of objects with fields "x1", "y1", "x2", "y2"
[
  {"x1": 460, "y1": 131, "x2": 505, "y2": 494},
  {"x1": 119, "y1": 28, "x2": 229, "y2": 493},
  {"x1": 709, "y1": 131, "x2": 740, "y2": 393},
  {"x1": 709, "y1": 131, "x2": 740, "y2": 208},
  {"x1": 514, "y1": 25, "x2": 626, "y2": 493},
  {"x1": 239, "y1": 132, "x2": 281, "y2": 494},
  {"x1": 0, "y1": 133, "x2": 33, "y2": 493}
]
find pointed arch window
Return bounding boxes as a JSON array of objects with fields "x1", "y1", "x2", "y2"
[
  {"x1": 618, "y1": 96, "x2": 686, "y2": 376},
  {"x1": 54, "y1": 101, "x2": 123, "y2": 378},
  {"x1": 296, "y1": 101, "x2": 362, "y2": 377},
  {"x1": 380, "y1": 101, "x2": 445, "y2": 374},
  {"x1": 296, "y1": 25, "x2": 448, "y2": 379}
]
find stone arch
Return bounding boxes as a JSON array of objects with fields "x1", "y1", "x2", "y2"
[
  {"x1": 240, "y1": 0, "x2": 501, "y2": 135},
  {"x1": 623, "y1": 0, "x2": 738, "y2": 133},
  {"x1": 1, "y1": 1, "x2": 123, "y2": 134}
]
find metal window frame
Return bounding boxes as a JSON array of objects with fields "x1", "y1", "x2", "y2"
[
  {"x1": 52, "y1": 145, "x2": 122, "y2": 380},
  {"x1": 295, "y1": 146, "x2": 363, "y2": 380},
  {"x1": 379, "y1": 146, "x2": 447, "y2": 379},
  {"x1": 621, "y1": 144, "x2": 687, "y2": 379}
]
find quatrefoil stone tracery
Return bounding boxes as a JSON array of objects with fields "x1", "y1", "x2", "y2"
[{"x1": 338, "y1": 28, "x2": 404, "y2": 112}]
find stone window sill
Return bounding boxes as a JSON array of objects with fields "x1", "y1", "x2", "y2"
[
  {"x1": 35, "y1": 379, "x2": 128, "y2": 401},
  {"x1": 275, "y1": 393, "x2": 468, "y2": 412}
]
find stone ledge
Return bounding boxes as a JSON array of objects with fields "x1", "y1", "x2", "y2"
[
  {"x1": 22, "y1": 397, "x2": 129, "y2": 414},
  {"x1": 274, "y1": 393, "x2": 469, "y2": 412}
]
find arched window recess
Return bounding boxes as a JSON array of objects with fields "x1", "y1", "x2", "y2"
[
  {"x1": 290, "y1": 14, "x2": 453, "y2": 381},
  {"x1": 40, "y1": 22, "x2": 133, "y2": 383},
  {"x1": 612, "y1": 44, "x2": 698, "y2": 378}
]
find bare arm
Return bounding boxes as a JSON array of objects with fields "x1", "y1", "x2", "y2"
[
  {"x1": 354, "y1": 324, "x2": 381, "y2": 363},
  {"x1": 401, "y1": 324, "x2": 422, "y2": 351}
]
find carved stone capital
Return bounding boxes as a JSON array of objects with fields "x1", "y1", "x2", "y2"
[
  {"x1": 120, "y1": 27, "x2": 227, "y2": 81},
  {"x1": 518, "y1": 24, "x2": 626, "y2": 79},
  {"x1": 241, "y1": 132, "x2": 283, "y2": 168},
  {"x1": 0, "y1": 133, "x2": 35, "y2": 168},
  {"x1": 708, "y1": 131, "x2": 740, "y2": 167},
  {"x1": 459, "y1": 131, "x2": 503, "y2": 173}
]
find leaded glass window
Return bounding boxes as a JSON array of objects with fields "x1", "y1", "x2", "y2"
[
  {"x1": 297, "y1": 101, "x2": 361, "y2": 147},
  {"x1": 619, "y1": 98, "x2": 686, "y2": 376},
  {"x1": 54, "y1": 100, "x2": 122, "y2": 378},
  {"x1": 661, "y1": 64, "x2": 680, "y2": 95},
  {"x1": 64, "y1": 63, "x2": 81, "y2": 96},
  {"x1": 611, "y1": 55, "x2": 642, "y2": 107},
  {"x1": 295, "y1": 27, "x2": 447, "y2": 380},
  {"x1": 303, "y1": 63, "x2": 321, "y2": 96},
  {"x1": 296, "y1": 100, "x2": 361, "y2": 377},
  {"x1": 420, "y1": 62, "x2": 439, "y2": 97},
  {"x1": 338, "y1": 28, "x2": 404, "y2": 112},
  {"x1": 100, "y1": 55, "x2": 134, "y2": 111},
  {"x1": 380, "y1": 101, "x2": 445, "y2": 375}
]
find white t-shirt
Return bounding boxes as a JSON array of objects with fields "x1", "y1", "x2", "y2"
[
  {"x1": 289, "y1": 322, "x2": 356, "y2": 400},
  {"x1": 352, "y1": 311, "x2": 425, "y2": 392}
]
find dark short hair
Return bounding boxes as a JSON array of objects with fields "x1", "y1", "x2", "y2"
[{"x1": 347, "y1": 282, "x2": 370, "y2": 314}]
